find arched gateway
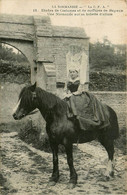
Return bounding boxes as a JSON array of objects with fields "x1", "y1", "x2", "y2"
[{"x1": 0, "y1": 14, "x2": 89, "y2": 93}]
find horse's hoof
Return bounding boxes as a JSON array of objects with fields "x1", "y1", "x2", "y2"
[
  {"x1": 105, "y1": 174, "x2": 114, "y2": 181},
  {"x1": 47, "y1": 181, "x2": 56, "y2": 187},
  {"x1": 110, "y1": 171, "x2": 114, "y2": 177},
  {"x1": 105, "y1": 171, "x2": 114, "y2": 181},
  {"x1": 67, "y1": 183, "x2": 76, "y2": 189},
  {"x1": 105, "y1": 175, "x2": 110, "y2": 181}
]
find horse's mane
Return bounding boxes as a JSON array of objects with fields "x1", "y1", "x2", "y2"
[
  {"x1": 36, "y1": 87, "x2": 67, "y2": 116},
  {"x1": 19, "y1": 85, "x2": 34, "y2": 109},
  {"x1": 19, "y1": 85, "x2": 67, "y2": 116}
]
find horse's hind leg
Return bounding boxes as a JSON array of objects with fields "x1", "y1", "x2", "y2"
[
  {"x1": 98, "y1": 133, "x2": 115, "y2": 179},
  {"x1": 48, "y1": 143, "x2": 59, "y2": 186},
  {"x1": 65, "y1": 143, "x2": 77, "y2": 189}
]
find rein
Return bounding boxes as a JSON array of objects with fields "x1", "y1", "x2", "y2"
[{"x1": 27, "y1": 109, "x2": 39, "y2": 116}]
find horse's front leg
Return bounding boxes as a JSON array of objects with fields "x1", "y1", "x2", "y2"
[
  {"x1": 48, "y1": 142, "x2": 59, "y2": 186},
  {"x1": 65, "y1": 143, "x2": 77, "y2": 189}
]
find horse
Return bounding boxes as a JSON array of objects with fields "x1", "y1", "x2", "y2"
[{"x1": 13, "y1": 82, "x2": 119, "y2": 188}]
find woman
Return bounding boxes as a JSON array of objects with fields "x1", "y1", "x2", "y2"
[
  {"x1": 65, "y1": 48, "x2": 88, "y2": 97},
  {"x1": 63, "y1": 67, "x2": 88, "y2": 118},
  {"x1": 63, "y1": 66, "x2": 110, "y2": 133},
  {"x1": 63, "y1": 67, "x2": 110, "y2": 134},
  {"x1": 64, "y1": 68, "x2": 88, "y2": 98}
]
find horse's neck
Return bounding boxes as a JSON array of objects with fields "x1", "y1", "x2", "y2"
[
  {"x1": 36, "y1": 89, "x2": 57, "y2": 119},
  {"x1": 36, "y1": 88, "x2": 67, "y2": 121}
]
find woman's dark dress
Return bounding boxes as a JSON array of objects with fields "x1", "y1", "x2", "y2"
[
  {"x1": 67, "y1": 80, "x2": 80, "y2": 93},
  {"x1": 65, "y1": 80, "x2": 110, "y2": 135},
  {"x1": 66, "y1": 80, "x2": 80, "y2": 117}
]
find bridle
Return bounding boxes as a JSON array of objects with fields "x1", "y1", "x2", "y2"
[{"x1": 32, "y1": 91, "x2": 37, "y2": 101}]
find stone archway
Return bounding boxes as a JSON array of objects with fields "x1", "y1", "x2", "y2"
[
  {"x1": 0, "y1": 40, "x2": 36, "y2": 84},
  {"x1": 0, "y1": 14, "x2": 89, "y2": 92}
]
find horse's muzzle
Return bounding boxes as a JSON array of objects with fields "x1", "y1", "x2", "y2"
[
  {"x1": 13, "y1": 113, "x2": 18, "y2": 120},
  {"x1": 13, "y1": 113, "x2": 25, "y2": 120}
]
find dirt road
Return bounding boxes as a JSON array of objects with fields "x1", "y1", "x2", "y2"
[{"x1": 1, "y1": 132, "x2": 126, "y2": 195}]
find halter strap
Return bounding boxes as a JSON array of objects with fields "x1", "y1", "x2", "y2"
[{"x1": 32, "y1": 91, "x2": 37, "y2": 100}]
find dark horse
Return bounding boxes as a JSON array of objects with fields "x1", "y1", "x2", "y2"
[{"x1": 13, "y1": 83, "x2": 119, "y2": 188}]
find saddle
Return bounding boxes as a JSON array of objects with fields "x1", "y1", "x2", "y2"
[{"x1": 65, "y1": 92, "x2": 110, "y2": 131}]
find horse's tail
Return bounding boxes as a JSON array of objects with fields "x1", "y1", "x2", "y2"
[{"x1": 107, "y1": 106, "x2": 119, "y2": 139}]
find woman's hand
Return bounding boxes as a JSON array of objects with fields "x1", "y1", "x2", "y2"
[
  {"x1": 66, "y1": 93, "x2": 72, "y2": 98},
  {"x1": 63, "y1": 90, "x2": 72, "y2": 98},
  {"x1": 73, "y1": 91, "x2": 81, "y2": 95}
]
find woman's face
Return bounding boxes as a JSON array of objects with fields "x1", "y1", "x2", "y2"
[{"x1": 69, "y1": 70, "x2": 78, "y2": 80}]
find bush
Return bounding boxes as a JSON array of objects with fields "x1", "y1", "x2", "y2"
[
  {"x1": 89, "y1": 71, "x2": 126, "y2": 91},
  {"x1": 18, "y1": 119, "x2": 49, "y2": 151},
  {"x1": 0, "y1": 60, "x2": 30, "y2": 84}
]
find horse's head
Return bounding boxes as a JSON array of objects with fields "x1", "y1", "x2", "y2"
[{"x1": 13, "y1": 82, "x2": 37, "y2": 120}]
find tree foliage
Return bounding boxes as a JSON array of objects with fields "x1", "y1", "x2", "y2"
[
  {"x1": 0, "y1": 43, "x2": 28, "y2": 62},
  {"x1": 89, "y1": 41, "x2": 126, "y2": 72}
]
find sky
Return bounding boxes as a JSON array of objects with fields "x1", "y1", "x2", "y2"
[{"x1": 0, "y1": 0, "x2": 127, "y2": 44}]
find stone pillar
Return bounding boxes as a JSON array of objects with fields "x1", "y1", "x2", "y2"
[
  {"x1": 33, "y1": 16, "x2": 54, "y2": 89},
  {"x1": 36, "y1": 62, "x2": 47, "y2": 89},
  {"x1": 30, "y1": 60, "x2": 37, "y2": 84}
]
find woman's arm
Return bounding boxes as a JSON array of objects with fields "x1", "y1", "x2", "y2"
[
  {"x1": 64, "y1": 81, "x2": 71, "y2": 94},
  {"x1": 63, "y1": 81, "x2": 72, "y2": 98}
]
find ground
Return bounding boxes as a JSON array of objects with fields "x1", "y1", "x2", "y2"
[{"x1": 0, "y1": 131, "x2": 126, "y2": 195}]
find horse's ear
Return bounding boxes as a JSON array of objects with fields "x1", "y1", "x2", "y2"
[{"x1": 30, "y1": 82, "x2": 37, "y2": 92}]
